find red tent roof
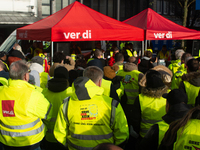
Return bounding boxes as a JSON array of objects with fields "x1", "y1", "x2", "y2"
[
  {"x1": 123, "y1": 8, "x2": 200, "y2": 40},
  {"x1": 17, "y1": 1, "x2": 144, "y2": 41}
]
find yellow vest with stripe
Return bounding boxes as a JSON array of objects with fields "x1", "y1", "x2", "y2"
[
  {"x1": 117, "y1": 70, "x2": 141, "y2": 104},
  {"x1": 168, "y1": 59, "x2": 181, "y2": 75},
  {"x1": 0, "y1": 80, "x2": 51, "y2": 147},
  {"x1": 87, "y1": 58, "x2": 94, "y2": 63},
  {"x1": 173, "y1": 119, "x2": 200, "y2": 150},
  {"x1": 3, "y1": 61, "x2": 9, "y2": 71},
  {"x1": 54, "y1": 78, "x2": 129, "y2": 149},
  {"x1": 183, "y1": 81, "x2": 200, "y2": 107},
  {"x1": 157, "y1": 121, "x2": 169, "y2": 147},
  {"x1": 42, "y1": 87, "x2": 72, "y2": 142},
  {"x1": 139, "y1": 94, "x2": 166, "y2": 137},
  {"x1": 40, "y1": 72, "x2": 49, "y2": 89},
  {"x1": 116, "y1": 82, "x2": 124, "y2": 100}
]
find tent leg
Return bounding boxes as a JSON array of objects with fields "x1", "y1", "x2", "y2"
[
  {"x1": 51, "y1": 42, "x2": 54, "y2": 66},
  {"x1": 142, "y1": 41, "x2": 144, "y2": 56},
  {"x1": 145, "y1": 40, "x2": 147, "y2": 52}
]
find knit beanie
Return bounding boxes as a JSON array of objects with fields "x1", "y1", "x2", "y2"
[
  {"x1": 54, "y1": 66, "x2": 69, "y2": 79},
  {"x1": 146, "y1": 70, "x2": 165, "y2": 89}
]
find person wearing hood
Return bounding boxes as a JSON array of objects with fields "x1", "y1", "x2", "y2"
[
  {"x1": 29, "y1": 56, "x2": 50, "y2": 89},
  {"x1": 8, "y1": 44, "x2": 25, "y2": 66},
  {"x1": 139, "y1": 89, "x2": 190, "y2": 150},
  {"x1": 130, "y1": 70, "x2": 168, "y2": 147},
  {"x1": 179, "y1": 58, "x2": 200, "y2": 108},
  {"x1": 42, "y1": 66, "x2": 71, "y2": 150},
  {"x1": 54, "y1": 66, "x2": 129, "y2": 150}
]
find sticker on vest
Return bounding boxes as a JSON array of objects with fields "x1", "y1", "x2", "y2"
[
  {"x1": 2, "y1": 100, "x2": 15, "y2": 117},
  {"x1": 122, "y1": 75, "x2": 134, "y2": 84},
  {"x1": 80, "y1": 104, "x2": 98, "y2": 120}
]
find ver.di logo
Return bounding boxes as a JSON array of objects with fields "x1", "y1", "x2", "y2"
[{"x1": 63, "y1": 30, "x2": 92, "y2": 39}]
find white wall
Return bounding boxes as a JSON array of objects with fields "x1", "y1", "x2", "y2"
[{"x1": 0, "y1": 0, "x2": 37, "y2": 16}]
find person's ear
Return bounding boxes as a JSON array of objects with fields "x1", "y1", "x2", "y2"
[
  {"x1": 24, "y1": 73, "x2": 29, "y2": 82},
  {"x1": 97, "y1": 78, "x2": 102, "y2": 87}
]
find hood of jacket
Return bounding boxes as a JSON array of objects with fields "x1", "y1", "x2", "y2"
[
  {"x1": 162, "y1": 103, "x2": 190, "y2": 124},
  {"x1": 71, "y1": 77, "x2": 104, "y2": 100},
  {"x1": 123, "y1": 62, "x2": 138, "y2": 72},
  {"x1": 48, "y1": 78, "x2": 69, "y2": 92},
  {"x1": 30, "y1": 63, "x2": 44, "y2": 73},
  {"x1": 182, "y1": 70, "x2": 200, "y2": 87},
  {"x1": 141, "y1": 85, "x2": 168, "y2": 98}
]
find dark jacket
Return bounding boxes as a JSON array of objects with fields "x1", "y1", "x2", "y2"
[
  {"x1": 139, "y1": 103, "x2": 190, "y2": 150},
  {"x1": 138, "y1": 57, "x2": 153, "y2": 74}
]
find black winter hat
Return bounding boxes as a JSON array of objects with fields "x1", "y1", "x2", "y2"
[
  {"x1": 31, "y1": 56, "x2": 43, "y2": 66},
  {"x1": 0, "y1": 51, "x2": 7, "y2": 57},
  {"x1": 54, "y1": 66, "x2": 69, "y2": 79},
  {"x1": 163, "y1": 89, "x2": 188, "y2": 105},
  {"x1": 87, "y1": 59, "x2": 103, "y2": 71},
  {"x1": 146, "y1": 70, "x2": 165, "y2": 89}
]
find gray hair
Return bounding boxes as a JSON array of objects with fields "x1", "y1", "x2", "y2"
[
  {"x1": 9, "y1": 60, "x2": 29, "y2": 80},
  {"x1": 83, "y1": 66, "x2": 103, "y2": 84}
]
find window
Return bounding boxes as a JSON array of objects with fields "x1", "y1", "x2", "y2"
[
  {"x1": 157, "y1": 0, "x2": 162, "y2": 14},
  {"x1": 163, "y1": 0, "x2": 169, "y2": 15},
  {"x1": 42, "y1": 0, "x2": 50, "y2": 16},
  {"x1": 157, "y1": 0, "x2": 175, "y2": 15}
]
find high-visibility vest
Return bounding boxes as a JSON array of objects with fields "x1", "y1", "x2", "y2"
[
  {"x1": 42, "y1": 87, "x2": 72, "y2": 142},
  {"x1": 168, "y1": 59, "x2": 181, "y2": 75},
  {"x1": 158, "y1": 51, "x2": 169, "y2": 60},
  {"x1": 184, "y1": 81, "x2": 200, "y2": 107},
  {"x1": 139, "y1": 94, "x2": 166, "y2": 137},
  {"x1": 54, "y1": 78, "x2": 129, "y2": 149},
  {"x1": 40, "y1": 72, "x2": 50, "y2": 89},
  {"x1": 0, "y1": 77, "x2": 8, "y2": 86},
  {"x1": 126, "y1": 49, "x2": 133, "y2": 57},
  {"x1": 173, "y1": 119, "x2": 200, "y2": 150},
  {"x1": 157, "y1": 121, "x2": 169, "y2": 147},
  {"x1": 116, "y1": 82, "x2": 124, "y2": 100},
  {"x1": 87, "y1": 58, "x2": 94, "y2": 63},
  {"x1": 2, "y1": 61, "x2": 9, "y2": 71},
  {"x1": 0, "y1": 80, "x2": 51, "y2": 147},
  {"x1": 171, "y1": 64, "x2": 186, "y2": 90},
  {"x1": 117, "y1": 70, "x2": 141, "y2": 104},
  {"x1": 101, "y1": 78, "x2": 112, "y2": 97}
]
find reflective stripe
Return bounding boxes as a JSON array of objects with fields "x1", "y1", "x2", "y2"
[
  {"x1": 127, "y1": 96, "x2": 137, "y2": 99},
  {"x1": 1, "y1": 123, "x2": 45, "y2": 137},
  {"x1": 50, "y1": 117, "x2": 57, "y2": 122},
  {"x1": 71, "y1": 132, "x2": 113, "y2": 140},
  {"x1": 63, "y1": 97, "x2": 70, "y2": 122},
  {"x1": 124, "y1": 89, "x2": 139, "y2": 93},
  {"x1": 0, "y1": 118, "x2": 40, "y2": 130},
  {"x1": 110, "y1": 99, "x2": 119, "y2": 128},
  {"x1": 47, "y1": 129, "x2": 53, "y2": 134},
  {"x1": 68, "y1": 139, "x2": 93, "y2": 150},
  {"x1": 44, "y1": 103, "x2": 52, "y2": 120},
  {"x1": 141, "y1": 118, "x2": 162, "y2": 124}
]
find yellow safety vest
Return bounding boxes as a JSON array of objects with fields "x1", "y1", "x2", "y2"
[
  {"x1": 117, "y1": 70, "x2": 141, "y2": 104},
  {"x1": 2, "y1": 61, "x2": 9, "y2": 71},
  {"x1": 126, "y1": 49, "x2": 133, "y2": 57},
  {"x1": 116, "y1": 82, "x2": 124, "y2": 100},
  {"x1": 184, "y1": 81, "x2": 200, "y2": 107},
  {"x1": 173, "y1": 119, "x2": 200, "y2": 150},
  {"x1": 171, "y1": 64, "x2": 187, "y2": 90},
  {"x1": 157, "y1": 121, "x2": 169, "y2": 147},
  {"x1": 54, "y1": 78, "x2": 129, "y2": 149},
  {"x1": 101, "y1": 78, "x2": 112, "y2": 97},
  {"x1": 40, "y1": 72, "x2": 49, "y2": 89},
  {"x1": 139, "y1": 94, "x2": 166, "y2": 137},
  {"x1": 0, "y1": 80, "x2": 51, "y2": 147},
  {"x1": 42, "y1": 87, "x2": 72, "y2": 142},
  {"x1": 168, "y1": 59, "x2": 181, "y2": 75},
  {"x1": 158, "y1": 51, "x2": 169, "y2": 60},
  {"x1": 0, "y1": 77, "x2": 8, "y2": 86}
]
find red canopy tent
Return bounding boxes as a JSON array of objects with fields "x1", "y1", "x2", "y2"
[
  {"x1": 17, "y1": 1, "x2": 144, "y2": 41},
  {"x1": 123, "y1": 8, "x2": 200, "y2": 40}
]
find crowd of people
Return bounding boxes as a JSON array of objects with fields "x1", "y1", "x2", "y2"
[{"x1": 0, "y1": 41, "x2": 200, "y2": 150}]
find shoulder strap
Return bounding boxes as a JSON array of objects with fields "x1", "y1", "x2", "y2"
[
  {"x1": 62, "y1": 96, "x2": 70, "y2": 122},
  {"x1": 110, "y1": 99, "x2": 119, "y2": 128}
]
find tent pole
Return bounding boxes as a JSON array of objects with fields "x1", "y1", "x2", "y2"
[
  {"x1": 51, "y1": 41, "x2": 54, "y2": 66},
  {"x1": 145, "y1": 40, "x2": 147, "y2": 52},
  {"x1": 142, "y1": 41, "x2": 144, "y2": 56}
]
